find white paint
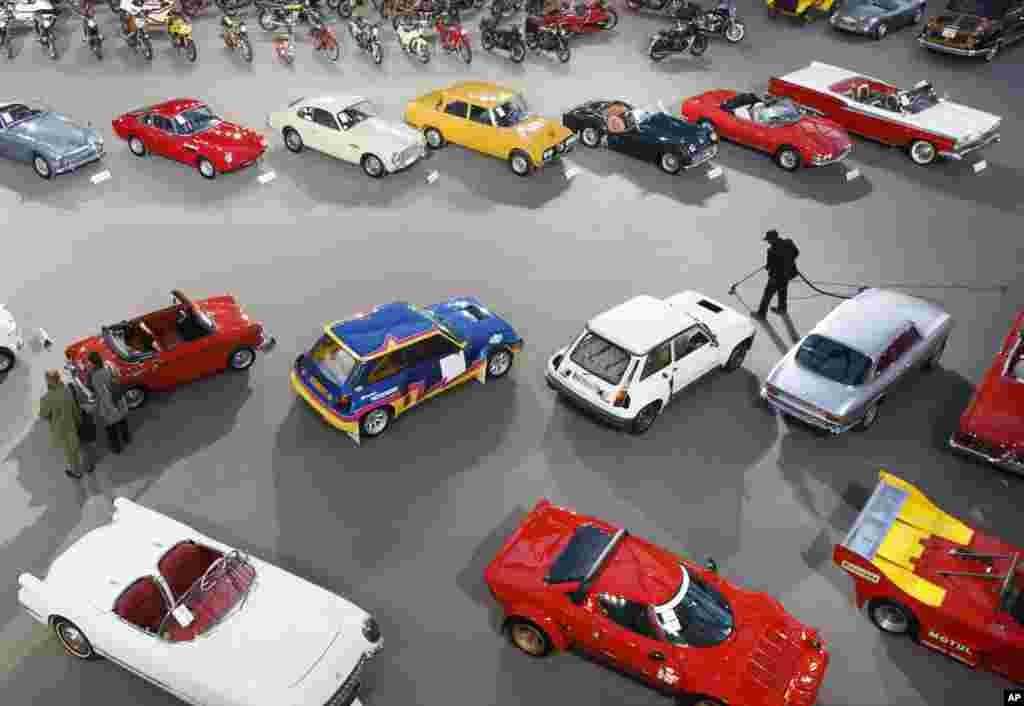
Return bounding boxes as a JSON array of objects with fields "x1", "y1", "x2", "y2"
[
  {"x1": 973, "y1": 160, "x2": 987, "y2": 173},
  {"x1": 90, "y1": 170, "x2": 111, "y2": 184},
  {"x1": 425, "y1": 170, "x2": 439, "y2": 184},
  {"x1": 440, "y1": 352, "x2": 467, "y2": 381},
  {"x1": 707, "y1": 166, "x2": 723, "y2": 180},
  {"x1": 845, "y1": 168, "x2": 861, "y2": 181},
  {"x1": 257, "y1": 171, "x2": 277, "y2": 184}
]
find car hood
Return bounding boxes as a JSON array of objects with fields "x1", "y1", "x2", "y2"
[
  {"x1": 426, "y1": 296, "x2": 517, "y2": 348},
  {"x1": 512, "y1": 116, "x2": 572, "y2": 148},
  {"x1": 766, "y1": 350, "x2": 860, "y2": 416},
  {"x1": 930, "y1": 12, "x2": 992, "y2": 32},
  {"x1": 8, "y1": 112, "x2": 98, "y2": 154},
  {"x1": 793, "y1": 117, "x2": 851, "y2": 153},
  {"x1": 189, "y1": 121, "x2": 264, "y2": 152},
  {"x1": 640, "y1": 112, "x2": 711, "y2": 145},
  {"x1": 841, "y1": 4, "x2": 885, "y2": 19},
  {"x1": 908, "y1": 99, "x2": 1001, "y2": 141},
  {"x1": 962, "y1": 372, "x2": 1024, "y2": 448},
  {"x1": 353, "y1": 117, "x2": 423, "y2": 153}
]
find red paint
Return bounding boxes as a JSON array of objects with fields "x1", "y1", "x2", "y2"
[
  {"x1": 486, "y1": 499, "x2": 829, "y2": 705},
  {"x1": 541, "y1": 0, "x2": 617, "y2": 34}
]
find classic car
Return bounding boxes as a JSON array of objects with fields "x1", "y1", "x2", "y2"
[
  {"x1": 835, "y1": 471, "x2": 1024, "y2": 682},
  {"x1": 950, "y1": 309, "x2": 1024, "y2": 474},
  {"x1": 485, "y1": 499, "x2": 830, "y2": 706},
  {"x1": 680, "y1": 91, "x2": 852, "y2": 171},
  {"x1": 0, "y1": 304, "x2": 24, "y2": 374},
  {"x1": 17, "y1": 497, "x2": 383, "y2": 706},
  {"x1": 112, "y1": 99, "x2": 267, "y2": 179},
  {"x1": 829, "y1": 0, "x2": 928, "y2": 37},
  {"x1": 761, "y1": 288, "x2": 952, "y2": 434},
  {"x1": 291, "y1": 297, "x2": 522, "y2": 444},
  {"x1": 767, "y1": 0, "x2": 838, "y2": 22},
  {"x1": 562, "y1": 100, "x2": 719, "y2": 175},
  {"x1": 403, "y1": 81, "x2": 576, "y2": 176},
  {"x1": 919, "y1": 0, "x2": 1024, "y2": 60},
  {"x1": 545, "y1": 292, "x2": 755, "y2": 434},
  {"x1": 768, "y1": 62, "x2": 1002, "y2": 165},
  {"x1": 64, "y1": 289, "x2": 275, "y2": 410},
  {"x1": 267, "y1": 94, "x2": 427, "y2": 178},
  {"x1": 0, "y1": 101, "x2": 103, "y2": 179}
]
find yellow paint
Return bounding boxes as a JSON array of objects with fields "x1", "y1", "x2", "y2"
[
  {"x1": 290, "y1": 371, "x2": 359, "y2": 434},
  {"x1": 878, "y1": 471, "x2": 974, "y2": 545}
]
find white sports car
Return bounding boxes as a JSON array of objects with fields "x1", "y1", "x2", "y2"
[
  {"x1": 0, "y1": 304, "x2": 24, "y2": 374},
  {"x1": 267, "y1": 94, "x2": 427, "y2": 178},
  {"x1": 17, "y1": 498, "x2": 382, "y2": 706}
]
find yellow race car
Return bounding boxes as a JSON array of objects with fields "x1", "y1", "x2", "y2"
[
  {"x1": 767, "y1": 0, "x2": 837, "y2": 23},
  {"x1": 403, "y1": 81, "x2": 577, "y2": 176}
]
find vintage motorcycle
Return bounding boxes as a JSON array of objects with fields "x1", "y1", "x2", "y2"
[
  {"x1": 435, "y1": 8, "x2": 470, "y2": 62},
  {"x1": 544, "y1": 0, "x2": 617, "y2": 33},
  {"x1": 142, "y1": 0, "x2": 198, "y2": 62},
  {"x1": 648, "y1": 17, "x2": 707, "y2": 60},
  {"x1": 395, "y1": 15, "x2": 429, "y2": 62},
  {"x1": 479, "y1": 16, "x2": 525, "y2": 60},
  {"x1": 257, "y1": 0, "x2": 308, "y2": 31},
  {"x1": 693, "y1": 0, "x2": 743, "y2": 41},
  {"x1": 524, "y1": 15, "x2": 570, "y2": 61},
  {"x1": 624, "y1": 0, "x2": 692, "y2": 15},
  {"x1": 179, "y1": 0, "x2": 251, "y2": 17},
  {"x1": 489, "y1": 0, "x2": 520, "y2": 16},
  {"x1": 76, "y1": 0, "x2": 104, "y2": 58},
  {"x1": 0, "y1": 0, "x2": 61, "y2": 59},
  {"x1": 347, "y1": 15, "x2": 381, "y2": 62},
  {"x1": 220, "y1": 12, "x2": 252, "y2": 60},
  {"x1": 306, "y1": 6, "x2": 339, "y2": 60},
  {"x1": 118, "y1": 0, "x2": 154, "y2": 59}
]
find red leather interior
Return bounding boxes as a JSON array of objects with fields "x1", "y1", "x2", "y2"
[
  {"x1": 158, "y1": 541, "x2": 223, "y2": 600},
  {"x1": 113, "y1": 577, "x2": 168, "y2": 633}
]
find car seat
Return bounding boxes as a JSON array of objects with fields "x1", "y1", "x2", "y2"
[
  {"x1": 856, "y1": 84, "x2": 871, "y2": 103},
  {"x1": 113, "y1": 577, "x2": 169, "y2": 633},
  {"x1": 606, "y1": 103, "x2": 627, "y2": 133},
  {"x1": 158, "y1": 540, "x2": 223, "y2": 600}
]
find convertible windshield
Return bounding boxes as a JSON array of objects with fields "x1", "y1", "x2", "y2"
[
  {"x1": 756, "y1": 99, "x2": 802, "y2": 126},
  {"x1": 311, "y1": 335, "x2": 359, "y2": 386},
  {"x1": 946, "y1": 0, "x2": 1007, "y2": 16},
  {"x1": 654, "y1": 565, "x2": 735, "y2": 648},
  {"x1": 174, "y1": 106, "x2": 221, "y2": 135},
  {"x1": 570, "y1": 330, "x2": 632, "y2": 385},
  {"x1": 493, "y1": 95, "x2": 530, "y2": 127},
  {"x1": 897, "y1": 84, "x2": 941, "y2": 114},
  {"x1": 0, "y1": 104, "x2": 43, "y2": 128},
  {"x1": 795, "y1": 334, "x2": 873, "y2": 386},
  {"x1": 157, "y1": 549, "x2": 256, "y2": 640},
  {"x1": 342, "y1": 100, "x2": 378, "y2": 127}
]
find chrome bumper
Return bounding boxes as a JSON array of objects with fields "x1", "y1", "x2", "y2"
[
  {"x1": 830, "y1": 21, "x2": 871, "y2": 35},
  {"x1": 917, "y1": 36, "x2": 990, "y2": 56},
  {"x1": 949, "y1": 436, "x2": 1024, "y2": 474},
  {"x1": 761, "y1": 391, "x2": 857, "y2": 434},
  {"x1": 54, "y1": 147, "x2": 103, "y2": 175},
  {"x1": 685, "y1": 144, "x2": 719, "y2": 170},
  {"x1": 257, "y1": 331, "x2": 277, "y2": 352},
  {"x1": 939, "y1": 133, "x2": 1000, "y2": 160},
  {"x1": 812, "y1": 144, "x2": 852, "y2": 166}
]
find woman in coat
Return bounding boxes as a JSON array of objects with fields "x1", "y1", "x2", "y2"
[
  {"x1": 39, "y1": 370, "x2": 92, "y2": 478},
  {"x1": 87, "y1": 351, "x2": 132, "y2": 453}
]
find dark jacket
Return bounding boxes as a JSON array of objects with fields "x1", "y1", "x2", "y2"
[{"x1": 766, "y1": 238, "x2": 800, "y2": 281}]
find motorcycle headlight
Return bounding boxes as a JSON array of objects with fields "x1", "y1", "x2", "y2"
[
  {"x1": 687, "y1": 142, "x2": 696, "y2": 153},
  {"x1": 362, "y1": 616, "x2": 381, "y2": 643}
]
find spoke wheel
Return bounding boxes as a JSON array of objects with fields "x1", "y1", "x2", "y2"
[
  {"x1": 909, "y1": 139, "x2": 936, "y2": 165},
  {"x1": 33, "y1": 155, "x2": 52, "y2": 179},
  {"x1": 362, "y1": 154, "x2": 385, "y2": 178},
  {"x1": 360, "y1": 407, "x2": 391, "y2": 437},
  {"x1": 869, "y1": 600, "x2": 913, "y2": 635},
  {"x1": 284, "y1": 128, "x2": 303, "y2": 152},
  {"x1": 630, "y1": 403, "x2": 660, "y2": 435},
  {"x1": 129, "y1": 136, "x2": 147, "y2": 156},
  {"x1": 581, "y1": 126, "x2": 601, "y2": 148},
  {"x1": 53, "y1": 618, "x2": 97, "y2": 660},
  {"x1": 185, "y1": 38, "x2": 197, "y2": 61},
  {"x1": 371, "y1": 41, "x2": 382, "y2": 63},
  {"x1": 509, "y1": 151, "x2": 530, "y2": 176},
  {"x1": 660, "y1": 152, "x2": 681, "y2": 174},
  {"x1": 0, "y1": 350, "x2": 14, "y2": 374},
  {"x1": 487, "y1": 348, "x2": 513, "y2": 378},
  {"x1": 509, "y1": 620, "x2": 550, "y2": 657},
  {"x1": 229, "y1": 347, "x2": 256, "y2": 370},
  {"x1": 140, "y1": 34, "x2": 153, "y2": 60},
  {"x1": 124, "y1": 387, "x2": 147, "y2": 410},
  {"x1": 458, "y1": 39, "x2": 471, "y2": 64},
  {"x1": 724, "y1": 20, "x2": 744, "y2": 42},
  {"x1": 509, "y1": 40, "x2": 525, "y2": 62},
  {"x1": 424, "y1": 127, "x2": 444, "y2": 149},
  {"x1": 198, "y1": 157, "x2": 217, "y2": 179}
]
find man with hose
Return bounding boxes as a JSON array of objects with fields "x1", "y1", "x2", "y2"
[{"x1": 755, "y1": 229, "x2": 800, "y2": 318}]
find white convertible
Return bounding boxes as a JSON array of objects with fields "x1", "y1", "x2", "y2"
[
  {"x1": 17, "y1": 498, "x2": 382, "y2": 706},
  {"x1": 267, "y1": 94, "x2": 427, "y2": 178},
  {"x1": 0, "y1": 304, "x2": 24, "y2": 374},
  {"x1": 545, "y1": 291, "x2": 756, "y2": 434}
]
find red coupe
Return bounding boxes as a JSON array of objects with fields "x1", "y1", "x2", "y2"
[
  {"x1": 112, "y1": 99, "x2": 267, "y2": 179},
  {"x1": 485, "y1": 499, "x2": 830, "y2": 706},
  {"x1": 950, "y1": 309, "x2": 1024, "y2": 474},
  {"x1": 681, "y1": 90, "x2": 852, "y2": 171},
  {"x1": 63, "y1": 290, "x2": 275, "y2": 410}
]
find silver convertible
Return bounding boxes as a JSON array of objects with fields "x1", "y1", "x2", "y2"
[
  {"x1": 761, "y1": 288, "x2": 952, "y2": 433},
  {"x1": 0, "y1": 101, "x2": 104, "y2": 179}
]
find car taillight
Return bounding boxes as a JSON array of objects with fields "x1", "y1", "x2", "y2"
[
  {"x1": 336, "y1": 394, "x2": 351, "y2": 412},
  {"x1": 552, "y1": 353, "x2": 563, "y2": 370},
  {"x1": 612, "y1": 389, "x2": 630, "y2": 408}
]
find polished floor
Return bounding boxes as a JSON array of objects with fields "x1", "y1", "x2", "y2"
[{"x1": 1, "y1": 1, "x2": 1023, "y2": 704}]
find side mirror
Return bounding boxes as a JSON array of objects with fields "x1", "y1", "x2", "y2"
[{"x1": 704, "y1": 557, "x2": 718, "y2": 573}]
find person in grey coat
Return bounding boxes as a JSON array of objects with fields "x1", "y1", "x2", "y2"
[
  {"x1": 39, "y1": 370, "x2": 94, "y2": 478},
  {"x1": 87, "y1": 351, "x2": 132, "y2": 454}
]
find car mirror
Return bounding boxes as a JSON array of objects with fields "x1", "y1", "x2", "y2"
[{"x1": 704, "y1": 557, "x2": 718, "y2": 573}]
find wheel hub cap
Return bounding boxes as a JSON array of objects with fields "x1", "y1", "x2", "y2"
[
  {"x1": 367, "y1": 411, "x2": 387, "y2": 434},
  {"x1": 489, "y1": 352, "x2": 510, "y2": 375},
  {"x1": 876, "y1": 605, "x2": 907, "y2": 632},
  {"x1": 233, "y1": 350, "x2": 253, "y2": 367},
  {"x1": 0, "y1": 357, "x2": 11, "y2": 372}
]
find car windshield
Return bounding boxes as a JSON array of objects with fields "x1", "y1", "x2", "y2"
[
  {"x1": 343, "y1": 100, "x2": 378, "y2": 127},
  {"x1": 547, "y1": 524, "x2": 615, "y2": 583},
  {"x1": 158, "y1": 550, "x2": 256, "y2": 639},
  {"x1": 174, "y1": 105, "x2": 221, "y2": 135},
  {"x1": 654, "y1": 566, "x2": 735, "y2": 648},
  {"x1": 795, "y1": 334, "x2": 873, "y2": 386},
  {"x1": 493, "y1": 95, "x2": 530, "y2": 127},
  {"x1": 897, "y1": 84, "x2": 941, "y2": 114},
  {"x1": 946, "y1": 0, "x2": 1006, "y2": 15},
  {"x1": 0, "y1": 104, "x2": 43, "y2": 128},
  {"x1": 416, "y1": 307, "x2": 468, "y2": 345},
  {"x1": 756, "y1": 99, "x2": 802, "y2": 126},
  {"x1": 311, "y1": 335, "x2": 359, "y2": 386},
  {"x1": 570, "y1": 330, "x2": 633, "y2": 385}
]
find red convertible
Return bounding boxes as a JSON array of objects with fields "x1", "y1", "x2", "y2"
[
  {"x1": 950, "y1": 309, "x2": 1024, "y2": 474},
  {"x1": 63, "y1": 290, "x2": 275, "y2": 410},
  {"x1": 112, "y1": 99, "x2": 267, "y2": 179},
  {"x1": 681, "y1": 90, "x2": 852, "y2": 171},
  {"x1": 485, "y1": 499, "x2": 830, "y2": 706}
]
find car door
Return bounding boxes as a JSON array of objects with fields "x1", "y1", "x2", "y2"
[
  {"x1": 466, "y1": 104, "x2": 499, "y2": 157},
  {"x1": 399, "y1": 336, "x2": 446, "y2": 408},
  {"x1": 335, "y1": 108, "x2": 364, "y2": 164},
  {"x1": 439, "y1": 99, "x2": 470, "y2": 147},
  {"x1": 102, "y1": 612, "x2": 198, "y2": 704},
  {"x1": 153, "y1": 314, "x2": 223, "y2": 387},
  {"x1": 632, "y1": 341, "x2": 673, "y2": 409},
  {"x1": 670, "y1": 326, "x2": 720, "y2": 397},
  {"x1": 411, "y1": 334, "x2": 467, "y2": 400},
  {"x1": 140, "y1": 114, "x2": 172, "y2": 158},
  {"x1": 353, "y1": 351, "x2": 408, "y2": 414},
  {"x1": 605, "y1": 123, "x2": 646, "y2": 160},
  {"x1": 306, "y1": 107, "x2": 343, "y2": 155}
]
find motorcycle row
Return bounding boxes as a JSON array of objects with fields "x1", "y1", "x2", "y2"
[{"x1": 0, "y1": 0, "x2": 744, "y2": 64}]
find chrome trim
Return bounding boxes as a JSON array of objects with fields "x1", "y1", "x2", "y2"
[
  {"x1": 939, "y1": 132, "x2": 1000, "y2": 159},
  {"x1": 917, "y1": 36, "x2": 990, "y2": 55},
  {"x1": 761, "y1": 390, "x2": 857, "y2": 434},
  {"x1": 950, "y1": 436, "x2": 1024, "y2": 474},
  {"x1": 684, "y1": 144, "x2": 718, "y2": 169}
]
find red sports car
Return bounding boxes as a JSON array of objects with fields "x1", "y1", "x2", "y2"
[
  {"x1": 63, "y1": 290, "x2": 275, "y2": 410},
  {"x1": 950, "y1": 309, "x2": 1024, "y2": 474},
  {"x1": 485, "y1": 499, "x2": 829, "y2": 706},
  {"x1": 680, "y1": 90, "x2": 852, "y2": 171},
  {"x1": 112, "y1": 99, "x2": 267, "y2": 179}
]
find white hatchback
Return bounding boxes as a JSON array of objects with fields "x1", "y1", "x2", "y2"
[{"x1": 546, "y1": 292, "x2": 756, "y2": 434}]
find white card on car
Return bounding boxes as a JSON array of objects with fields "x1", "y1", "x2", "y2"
[
  {"x1": 565, "y1": 165, "x2": 581, "y2": 180},
  {"x1": 258, "y1": 171, "x2": 277, "y2": 184},
  {"x1": 90, "y1": 170, "x2": 111, "y2": 184},
  {"x1": 845, "y1": 168, "x2": 861, "y2": 181},
  {"x1": 172, "y1": 604, "x2": 195, "y2": 627},
  {"x1": 426, "y1": 170, "x2": 439, "y2": 184},
  {"x1": 973, "y1": 160, "x2": 987, "y2": 173},
  {"x1": 707, "y1": 166, "x2": 723, "y2": 180},
  {"x1": 440, "y1": 352, "x2": 466, "y2": 382}
]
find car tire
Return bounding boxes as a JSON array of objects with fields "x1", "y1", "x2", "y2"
[
  {"x1": 695, "y1": 118, "x2": 717, "y2": 143},
  {"x1": 722, "y1": 338, "x2": 752, "y2": 372},
  {"x1": 123, "y1": 386, "x2": 147, "y2": 410},
  {"x1": 52, "y1": 617, "x2": 99, "y2": 660},
  {"x1": 0, "y1": 349, "x2": 15, "y2": 374},
  {"x1": 659, "y1": 152, "x2": 682, "y2": 174},
  {"x1": 580, "y1": 125, "x2": 602, "y2": 148},
  {"x1": 922, "y1": 336, "x2": 947, "y2": 371},
  {"x1": 228, "y1": 346, "x2": 256, "y2": 371},
  {"x1": 908, "y1": 139, "x2": 936, "y2": 165},
  {"x1": 487, "y1": 347, "x2": 514, "y2": 378},
  {"x1": 197, "y1": 157, "x2": 217, "y2": 179},
  {"x1": 854, "y1": 401, "x2": 880, "y2": 432},
  {"x1": 128, "y1": 136, "x2": 147, "y2": 157},
  {"x1": 506, "y1": 618, "x2": 552, "y2": 657},
  {"x1": 874, "y1": 22, "x2": 887, "y2": 39},
  {"x1": 630, "y1": 402, "x2": 661, "y2": 435},
  {"x1": 423, "y1": 127, "x2": 445, "y2": 149},
  {"x1": 283, "y1": 127, "x2": 303, "y2": 153},
  {"x1": 868, "y1": 599, "x2": 916, "y2": 637},
  {"x1": 775, "y1": 146, "x2": 801, "y2": 171},
  {"x1": 360, "y1": 407, "x2": 391, "y2": 438},
  {"x1": 32, "y1": 154, "x2": 53, "y2": 180},
  {"x1": 599, "y1": 7, "x2": 618, "y2": 29},
  {"x1": 509, "y1": 150, "x2": 531, "y2": 177},
  {"x1": 362, "y1": 153, "x2": 385, "y2": 178}
]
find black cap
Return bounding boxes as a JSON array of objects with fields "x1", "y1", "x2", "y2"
[{"x1": 764, "y1": 229, "x2": 780, "y2": 241}]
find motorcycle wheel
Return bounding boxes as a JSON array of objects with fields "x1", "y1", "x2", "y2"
[
  {"x1": 525, "y1": 34, "x2": 536, "y2": 49},
  {"x1": 509, "y1": 38, "x2": 525, "y2": 62},
  {"x1": 259, "y1": 9, "x2": 275, "y2": 30},
  {"x1": 724, "y1": 19, "x2": 744, "y2": 42},
  {"x1": 481, "y1": 31, "x2": 494, "y2": 50},
  {"x1": 649, "y1": 39, "x2": 667, "y2": 61},
  {"x1": 140, "y1": 33, "x2": 153, "y2": 60},
  {"x1": 46, "y1": 34, "x2": 59, "y2": 60},
  {"x1": 371, "y1": 39, "x2": 382, "y2": 63},
  {"x1": 92, "y1": 37, "x2": 104, "y2": 59},
  {"x1": 556, "y1": 41, "x2": 569, "y2": 62},
  {"x1": 458, "y1": 38, "x2": 471, "y2": 63},
  {"x1": 599, "y1": 7, "x2": 617, "y2": 29},
  {"x1": 690, "y1": 31, "x2": 707, "y2": 55},
  {"x1": 416, "y1": 39, "x2": 429, "y2": 63},
  {"x1": 324, "y1": 37, "x2": 340, "y2": 60},
  {"x1": 185, "y1": 37, "x2": 198, "y2": 62},
  {"x1": 336, "y1": 0, "x2": 352, "y2": 17},
  {"x1": 239, "y1": 34, "x2": 253, "y2": 61}
]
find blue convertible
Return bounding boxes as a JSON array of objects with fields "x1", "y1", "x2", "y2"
[
  {"x1": 0, "y1": 101, "x2": 104, "y2": 179},
  {"x1": 829, "y1": 0, "x2": 928, "y2": 38}
]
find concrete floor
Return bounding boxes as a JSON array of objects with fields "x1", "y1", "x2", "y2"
[{"x1": 1, "y1": 1, "x2": 1023, "y2": 705}]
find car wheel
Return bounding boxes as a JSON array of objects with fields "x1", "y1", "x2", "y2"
[
  {"x1": 509, "y1": 150, "x2": 531, "y2": 177},
  {"x1": 362, "y1": 153, "x2": 385, "y2": 178},
  {"x1": 123, "y1": 386, "x2": 147, "y2": 410},
  {"x1": 599, "y1": 7, "x2": 617, "y2": 29},
  {"x1": 32, "y1": 154, "x2": 53, "y2": 180},
  {"x1": 868, "y1": 599, "x2": 916, "y2": 637},
  {"x1": 52, "y1": 617, "x2": 99, "y2": 660},
  {"x1": 423, "y1": 127, "x2": 445, "y2": 149},
  {"x1": 630, "y1": 402, "x2": 661, "y2": 435},
  {"x1": 854, "y1": 401, "x2": 880, "y2": 431},
  {"x1": 228, "y1": 346, "x2": 256, "y2": 371},
  {"x1": 197, "y1": 157, "x2": 217, "y2": 179},
  {"x1": 580, "y1": 126, "x2": 602, "y2": 148},
  {"x1": 775, "y1": 146, "x2": 801, "y2": 171},
  {"x1": 0, "y1": 349, "x2": 15, "y2": 374},
  {"x1": 908, "y1": 139, "x2": 936, "y2": 165},
  {"x1": 487, "y1": 347, "x2": 514, "y2": 378},
  {"x1": 722, "y1": 338, "x2": 752, "y2": 372},
  {"x1": 128, "y1": 136, "x2": 147, "y2": 157},
  {"x1": 985, "y1": 41, "x2": 1000, "y2": 62},
  {"x1": 659, "y1": 152, "x2": 682, "y2": 174},
  {"x1": 360, "y1": 407, "x2": 391, "y2": 438},
  {"x1": 283, "y1": 128, "x2": 303, "y2": 153},
  {"x1": 922, "y1": 337, "x2": 947, "y2": 371},
  {"x1": 874, "y1": 22, "x2": 887, "y2": 39},
  {"x1": 507, "y1": 618, "x2": 552, "y2": 657}
]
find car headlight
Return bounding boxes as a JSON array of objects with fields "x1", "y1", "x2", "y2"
[
  {"x1": 543, "y1": 147, "x2": 554, "y2": 160},
  {"x1": 392, "y1": 152, "x2": 402, "y2": 166},
  {"x1": 362, "y1": 616, "x2": 381, "y2": 643},
  {"x1": 225, "y1": 152, "x2": 233, "y2": 164}
]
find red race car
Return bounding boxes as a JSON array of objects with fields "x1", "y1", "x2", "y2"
[
  {"x1": 112, "y1": 98, "x2": 267, "y2": 179},
  {"x1": 63, "y1": 290, "x2": 275, "y2": 410},
  {"x1": 950, "y1": 309, "x2": 1024, "y2": 474},
  {"x1": 680, "y1": 90, "x2": 852, "y2": 171},
  {"x1": 485, "y1": 499, "x2": 830, "y2": 706},
  {"x1": 835, "y1": 471, "x2": 1024, "y2": 682}
]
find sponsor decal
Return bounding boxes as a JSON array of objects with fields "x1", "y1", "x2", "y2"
[
  {"x1": 840, "y1": 560, "x2": 880, "y2": 583},
  {"x1": 657, "y1": 665, "x2": 680, "y2": 685},
  {"x1": 925, "y1": 630, "x2": 972, "y2": 655},
  {"x1": 364, "y1": 386, "x2": 398, "y2": 401},
  {"x1": 1006, "y1": 689, "x2": 1023, "y2": 704}
]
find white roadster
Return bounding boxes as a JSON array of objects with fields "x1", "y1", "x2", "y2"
[
  {"x1": 0, "y1": 304, "x2": 24, "y2": 374},
  {"x1": 267, "y1": 95, "x2": 427, "y2": 178},
  {"x1": 17, "y1": 498, "x2": 382, "y2": 706}
]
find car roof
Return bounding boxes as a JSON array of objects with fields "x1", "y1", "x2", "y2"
[
  {"x1": 301, "y1": 95, "x2": 366, "y2": 112},
  {"x1": 811, "y1": 288, "x2": 946, "y2": 358},
  {"x1": 444, "y1": 81, "x2": 517, "y2": 108},
  {"x1": 588, "y1": 296, "x2": 697, "y2": 356},
  {"x1": 775, "y1": 62, "x2": 889, "y2": 95},
  {"x1": 327, "y1": 302, "x2": 440, "y2": 361},
  {"x1": 148, "y1": 98, "x2": 206, "y2": 117}
]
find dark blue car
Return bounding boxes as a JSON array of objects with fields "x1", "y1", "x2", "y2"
[
  {"x1": 0, "y1": 102, "x2": 104, "y2": 179},
  {"x1": 562, "y1": 99, "x2": 718, "y2": 174},
  {"x1": 830, "y1": 0, "x2": 928, "y2": 38},
  {"x1": 291, "y1": 298, "x2": 523, "y2": 444}
]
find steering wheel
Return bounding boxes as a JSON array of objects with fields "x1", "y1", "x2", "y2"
[
  {"x1": 176, "y1": 307, "x2": 190, "y2": 326},
  {"x1": 199, "y1": 556, "x2": 228, "y2": 591}
]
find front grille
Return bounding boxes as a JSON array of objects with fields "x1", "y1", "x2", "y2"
[
  {"x1": 324, "y1": 654, "x2": 366, "y2": 706},
  {"x1": 62, "y1": 145, "x2": 100, "y2": 171}
]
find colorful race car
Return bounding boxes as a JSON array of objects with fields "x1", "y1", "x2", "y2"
[
  {"x1": 64, "y1": 290, "x2": 275, "y2": 410},
  {"x1": 835, "y1": 471, "x2": 1024, "y2": 682},
  {"x1": 486, "y1": 499, "x2": 830, "y2": 706},
  {"x1": 291, "y1": 298, "x2": 522, "y2": 444},
  {"x1": 680, "y1": 91, "x2": 852, "y2": 171},
  {"x1": 950, "y1": 309, "x2": 1024, "y2": 474}
]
